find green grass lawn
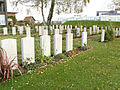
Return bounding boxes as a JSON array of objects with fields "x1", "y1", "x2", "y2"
[
  {"x1": 63, "y1": 20, "x2": 120, "y2": 28},
  {"x1": 0, "y1": 32, "x2": 120, "y2": 89}
]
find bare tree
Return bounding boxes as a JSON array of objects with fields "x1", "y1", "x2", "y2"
[
  {"x1": 10, "y1": 0, "x2": 90, "y2": 26},
  {"x1": 113, "y1": 0, "x2": 120, "y2": 10}
]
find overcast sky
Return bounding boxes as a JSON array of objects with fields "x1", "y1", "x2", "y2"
[{"x1": 7, "y1": 0, "x2": 113, "y2": 21}]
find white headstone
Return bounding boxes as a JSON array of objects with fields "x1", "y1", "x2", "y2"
[
  {"x1": 3, "y1": 27, "x2": 8, "y2": 35},
  {"x1": 12, "y1": 27, "x2": 16, "y2": 35},
  {"x1": 105, "y1": 26, "x2": 108, "y2": 31},
  {"x1": 42, "y1": 29, "x2": 48, "y2": 35},
  {"x1": 52, "y1": 25, "x2": 54, "y2": 30},
  {"x1": 80, "y1": 25, "x2": 83, "y2": 32},
  {"x1": 115, "y1": 28, "x2": 118, "y2": 37},
  {"x1": 93, "y1": 25, "x2": 96, "y2": 34},
  {"x1": 50, "y1": 26, "x2": 53, "y2": 35},
  {"x1": 84, "y1": 27, "x2": 87, "y2": 32},
  {"x1": 19, "y1": 26, "x2": 24, "y2": 35},
  {"x1": 118, "y1": 28, "x2": 120, "y2": 36},
  {"x1": 89, "y1": 27, "x2": 92, "y2": 35},
  {"x1": 101, "y1": 29, "x2": 105, "y2": 42},
  {"x1": 59, "y1": 25, "x2": 63, "y2": 34},
  {"x1": 56, "y1": 25, "x2": 58, "y2": 29},
  {"x1": 65, "y1": 25, "x2": 67, "y2": 30},
  {"x1": 97, "y1": 27, "x2": 99, "y2": 34},
  {"x1": 1, "y1": 39, "x2": 18, "y2": 69},
  {"x1": 67, "y1": 27, "x2": 71, "y2": 34},
  {"x1": 21, "y1": 37, "x2": 35, "y2": 64},
  {"x1": 54, "y1": 30, "x2": 62, "y2": 56},
  {"x1": 55, "y1": 29, "x2": 59, "y2": 35},
  {"x1": 67, "y1": 25, "x2": 70, "y2": 30},
  {"x1": 39, "y1": 26, "x2": 42, "y2": 36},
  {"x1": 70, "y1": 25, "x2": 72, "y2": 30},
  {"x1": 35, "y1": 26, "x2": 39, "y2": 32},
  {"x1": 76, "y1": 28, "x2": 80, "y2": 37},
  {"x1": 82, "y1": 32, "x2": 87, "y2": 47},
  {"x1": 45, "y1": 26, "x2": 48, "y2": 30},
  {"x1": 26, "y1": 26, "x2": 31, "y2": 37},
  {"x1": 75, "y1": 26, "x2": 77, "y2": 29},
  {"x1": 40, "y1": 34, "x2": 51, "y2": 56},
  {"x1": 66, "y1": 33, "x2": 73, "y2": 52}
]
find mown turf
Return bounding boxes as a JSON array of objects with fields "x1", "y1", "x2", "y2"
[
  {"x1": 0, "y1": 34, "x2": 120, "y2": 90},
  {"x1": 63, "y1": 20, "x2": 120, "y2": 28}
]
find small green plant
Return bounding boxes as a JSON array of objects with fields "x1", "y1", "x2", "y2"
[
  {"x1": 44, "y1": 56, "x2": 54, "y2": 64},
  {"x1": 55, "y1": 54, "x2": 67, "y2": 60},
  {"x1": 81, "y1": 44, "x2": 87, "y2": 51}
]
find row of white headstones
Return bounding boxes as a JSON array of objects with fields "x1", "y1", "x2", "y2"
[
  {"x1": 2, "y1": 25, "x2": 101, "y2": 36},
  {"x1": 1, "y1": 25, "x2": 119, "y2": 69},
  {"x1": 2, "y1": 25, "x2": 120, "y2": 38}
]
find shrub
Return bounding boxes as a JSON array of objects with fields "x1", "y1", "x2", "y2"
[{"x1": 105, "y1": 29, "x2": 114, "y2": 41}]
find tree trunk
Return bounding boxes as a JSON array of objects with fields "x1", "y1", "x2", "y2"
[
  {"x1": 41, "y1": 0, "x2": 46, "y2": 25},
  {"x1": 47, "y1": 0, "x2": 55, "y2": 26}
]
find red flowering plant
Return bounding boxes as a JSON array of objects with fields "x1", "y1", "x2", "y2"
[{"x1": 0, "y1": 48, "x2": 22, "y2": 81}]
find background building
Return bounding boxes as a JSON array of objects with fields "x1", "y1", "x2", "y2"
[
  {"x1": 97, "y1": 11, "x2": 120, "y2": 21},
  {"x1": 0, "y1": 0, "x2": 7, "y2": 25},
  {"x1": 7, "y1": 12, "x2": 17, "y2": 26}
]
